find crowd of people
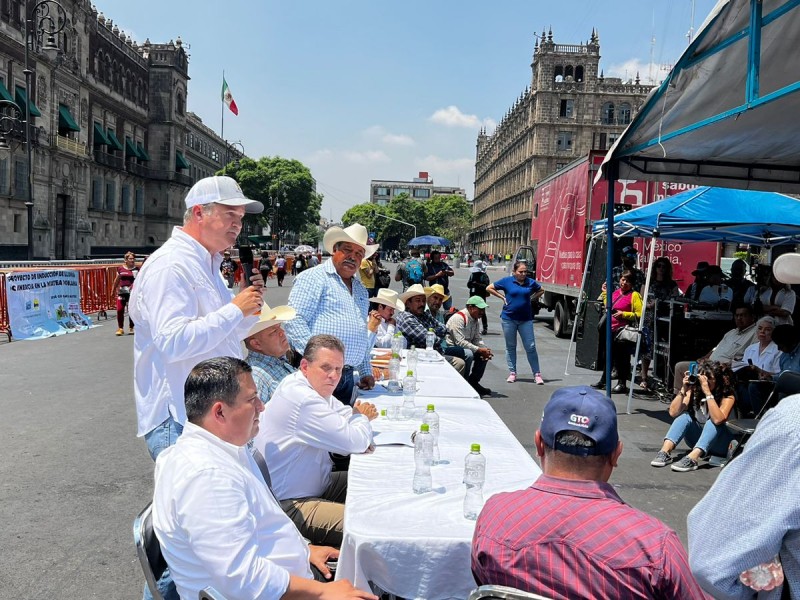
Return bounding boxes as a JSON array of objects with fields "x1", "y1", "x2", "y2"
[{"x1": 120, "y1": 174, "x2": 800, "y2": 599}]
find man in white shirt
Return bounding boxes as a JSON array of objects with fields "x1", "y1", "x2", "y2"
[
  {"x1": 366, "y1": 288, "x2": 405, "y2": 348},
  {"x1": 153, "y1": 357, "x2": 375, "y2": 600},
  {"x1": 129, "y1": 176, "x2": 265, "y2": 461},
  {"x1": 253, "y1": 335, "x2": 378, "y2": 547}
]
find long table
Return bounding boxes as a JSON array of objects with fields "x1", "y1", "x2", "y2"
[{"x1": 338, "y1": 355, "x2": 541, "y2": 599}]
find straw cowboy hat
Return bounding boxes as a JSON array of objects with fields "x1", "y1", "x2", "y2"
[
  {"x1": 399, "y1": 284, "x2": 429, "y2": 304},
  {"x1": 245, "y1": 303, "x2": 297, "y2": 339},
  {"x1": 323, "y1": 223, "x2": 379, "y2": 258},
  {"x1": 372, "y1": 288, "x2": 405, "y2": 311},
  {"x1": 774, "y1": 253, "x2": 800, "y2": 284},
  {"x1": 423, "y1": 283, "x2": 450, "y2": 302}
]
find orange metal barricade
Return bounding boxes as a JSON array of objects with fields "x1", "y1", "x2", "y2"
[{"x1": 0, "y1": 273, "x2": 9, "y2": 341}]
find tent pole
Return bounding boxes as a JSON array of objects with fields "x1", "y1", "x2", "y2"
[
  {"x1": 627, "y1": 234, "x2": 657, "y2": 413},
  {"x1": 564, "y1": 236, "x2": 596, "y2": 375},
  {"x1": 605, "y1": 168, "x2": 617, "y2": 397}
]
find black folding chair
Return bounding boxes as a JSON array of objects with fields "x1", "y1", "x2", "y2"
[
  {"x1": 133, "y1": 502, "x2": 168, "y2": 600},
  {"x1": 199, "y1": 588, "x2": 228, "y2": 600},
  {"x1": 726, "y1": 370, "x2": 800, "y2": 462}
]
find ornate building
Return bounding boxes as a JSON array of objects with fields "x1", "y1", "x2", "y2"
[
  {"x1": 470, "y1": 29, "x2": 653, "y2": 254},
  {"x1": 0, "y1": 0, "x2": 241, "y2": 259}
]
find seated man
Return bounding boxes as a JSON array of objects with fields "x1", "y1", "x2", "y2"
[
  {"x1": 446, "y1": 296, "x2": 493, "y2": 397},
  {"x1": 253, "y1": 334, "x2": 378, "y2": 547},
  {"x1": 366, "y1": 288, "x2": 405, "y2": 348},
  {"x1": 774, "y1": 324, "x2": 800, "y2": 374},
  {"x1": 395, "y1": 284, "x2": 465, "y2": 374},
  {"x1": 673, "y1": 304, "x2": 757, "y2": 393},
  {"x1": 472, "y1": 386, "x2": 708, "y2": 599},
  {"x1": 425, "y1": 284, "x2": 450, "y2": 327},
  {"x1": 244, "y1": 304, "x2": 297, "y2": 404},
  {"x1": 152, "y1": 357, "x2": 375, "y2": 600}
]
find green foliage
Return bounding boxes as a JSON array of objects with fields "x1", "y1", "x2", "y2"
[
  {"x1": 733, "y1": 250, "x2": 750, "y2": 261},
  {"x1": 300, "y1": 223, "x2": 322, "y2": 245},
  {"x1": 340, "y1": 193, "x2": 473, "y2": 250},
  {"x1": 221, "y1": 156, "x2": 322, "y2": 237}
]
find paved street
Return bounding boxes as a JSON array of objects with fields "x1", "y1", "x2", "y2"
[{"x1": 0, "y1": 260, "x2": 722, "y2": 598}]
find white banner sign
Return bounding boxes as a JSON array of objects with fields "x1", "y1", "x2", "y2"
[{"x1": 5, "y1": 269, "x2": 93, "y2": 340}]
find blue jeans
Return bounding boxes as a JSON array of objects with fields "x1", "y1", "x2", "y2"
[
  {"x1": 501, "y1": 318, "x2": 541, "y2": 375},
  {"x1": 143, "y1": 416, "x2": 183, "y2": 600},
  {"x1": 665, "y1": 412, "x2": 733, "y2": 457}
]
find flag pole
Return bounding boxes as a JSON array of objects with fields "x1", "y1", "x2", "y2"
[{"x1": 220, "y1": 70, "x2": 225, "y2": 143}]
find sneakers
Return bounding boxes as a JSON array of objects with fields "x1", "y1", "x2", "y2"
[
  {"x1": 115, "y1": 328, "x2": 124, "y2": 336},
  {"x1": 650, "y1": 450, "x2": 672, "y2": 467},
  {"x1": 128, "y1": 326, "x2": 135, "y2": 335},
  {"x1": 506, "y1": 372, "x2": 517, "y2": 383},
  {"x1": 671, "y1": 456, "x2": 699, "y2": 472},
  {"x1": 534, "y1": 373, "x2": 544, "y2": 385}
]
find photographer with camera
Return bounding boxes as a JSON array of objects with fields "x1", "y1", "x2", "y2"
[{"x1": 651, "y1": 361, "x2": 737, "y2": 472}]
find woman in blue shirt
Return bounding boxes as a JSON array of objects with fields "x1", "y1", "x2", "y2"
[{"x1": 486, "y1": 261, "x2": 545, "y2": 384}]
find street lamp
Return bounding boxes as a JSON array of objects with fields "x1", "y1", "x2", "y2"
[
  {"x1": 224, "y1": 139, "x2": 245, "y2": 173},
  {"x1": 24, "y1": 0, "x2": 67, "y2": 260},
  {"x1": 0, "y1": 100, "x2": 22, "y2": 151}
]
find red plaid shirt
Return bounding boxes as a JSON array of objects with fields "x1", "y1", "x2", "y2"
[{"x1": 471, "y1": 475, "x2": 710, "y2": 600}]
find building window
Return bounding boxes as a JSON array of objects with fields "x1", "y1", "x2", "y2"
[
  {"x1": 120, "y1": 224, "x2": 125, "y2": 237},
  {"x1": 559, "y1": 99, "x2": 574, "y2": 118},
  {"x1": 0, "y1": 157, "x2": 7, "y2": 194},
  {"x1": 554, "y1": 65, "x2": 564, "y2": 83},
  {"x1": 13, "y1": 158, "x2": 27, "y2": 199},
  {"x1": 134, "y1": 226, "x2": 139, "y2": 238},
  {"x1": 617, "y1": 103, "x2": 632, "y2": 125},
  {"x1": 556, "y1": 131, "x2": 573, "y2": 152},
  {"x1": 13, "y1": 213, "x2": 21, "y2": 232},
  {"x1": 377, "y1": 199, "x2": 388, "y2": 207},
  {"x1": 575, "y1": 65, "x2": 584, "y2": 82},
  {"x1": 375, "y1": 187, "x2": 390, "y2": 196},
  {"x1": 121, "y1": 185, "x2": 131, "y2": 213},
  {"x1": 555, "y1": 162, "x2": 567, "y2": 170},
  {"x1": 91, "y1": 178, "x2": 102, "y2": 209},
  {"x1": 413, "y1": 188, "x2": 430, "y2": 198},
  {"x1": 601, "y1": 102, "x2": 615, "y2": 125},
  {"x1": 105, "y1": 180, "x2": 116, "y2": 211},
  {"x1": 608, "y1": 133, "x2": 620, "y2": 147},
  {"x1": 104, "y1": 223, "x2": 110, "y2": 237},
  {"x1": 393, "y1": 188, "x2": 410, "y2": 197},
  {"x1": 135, "y1": 187, "x2": 144, "y2": 214}
]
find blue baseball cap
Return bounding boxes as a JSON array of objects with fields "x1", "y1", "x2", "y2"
[
  {"x1": 621, "y1": 246, "x2": 637, "y2": 256},
  {"x1": 540, "y1": 386, "x2": 619, "y2": 456}
]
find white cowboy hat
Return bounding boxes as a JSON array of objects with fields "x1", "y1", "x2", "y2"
[
  {"x1": 399, "y1": 283, "x2": 429, "y2": 304},
  {"x1": 372, "y1": 288, "x2": 405, "y2": 311},
  {"x1": 245, "y1": 303, "x2": 297, "y2": 339},
  {"x1": 423, "y1": 283, "x2": 450, "y2": 302},
  {"x1": 774, "y1": 253, "x2": 800, "y2": 284},
  {"x1": 323, "y1": 223, "x2": 379, "y2": 258}
]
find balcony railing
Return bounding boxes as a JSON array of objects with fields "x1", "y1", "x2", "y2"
[
  {"x1": 125, "y1": 160, "x2": 150, "y2": 177},
  {"x1": 93, "y1": 149, "x2": 124, "y2": 170},
  {"x1": 54, "y1": 135, "x2": 88, "y2": 156},
  {"x1": 146, "y1": 168, "x2": 193, "y2": 187}
]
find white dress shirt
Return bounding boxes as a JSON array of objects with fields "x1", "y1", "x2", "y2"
[
  {"x1": 152, "y1": 422, "x2": 312, "y2": 600},
  {"x1": 758, "y1": 287, "x2": 797, "y2": 325},
  {"x1": 129, "y1": 227, "x2": 257, "y2": 436},
  {"x1": 254, "y1": 370, "x2": 373, "y2": 501},
  {"x1": 698, "y1": 284, "x2": 733, "y2": 305},
  {"x1": 742, "y1": 341, "x2": 782, "y2": 375},
  {"x1": 371, "y1": 320, "x2": 396, "y2": 348}
]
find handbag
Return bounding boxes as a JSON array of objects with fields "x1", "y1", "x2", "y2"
[{"x1": 615, "y1": 325, "x2": 640, "y2": 344}]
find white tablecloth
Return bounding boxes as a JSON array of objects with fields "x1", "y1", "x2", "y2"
[
  {"x1": 336, "y1": 390, "x2": 541, "y2": 599},
  {"x1": 365, "y1": 350, "x2": 480, "y2": 400}
]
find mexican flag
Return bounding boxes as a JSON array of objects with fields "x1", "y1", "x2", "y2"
[{"x1": 221, "y1": 77, "x2": 239, "y2": 116}]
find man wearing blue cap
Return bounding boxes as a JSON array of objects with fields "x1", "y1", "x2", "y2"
[
  {"x1": 471, "y1": 386, "x2": 708, "y2": 599},
  {"x1": 612, "y1": 245, "x2": 645, "y2": 292}
]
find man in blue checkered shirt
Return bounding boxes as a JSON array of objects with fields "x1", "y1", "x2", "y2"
[
  {"x1": 244, "y1": 304, "x2": 297, "y2": 405},
  {"x1": 285, "y1": 224, "x2": 379, "y2": 405}
]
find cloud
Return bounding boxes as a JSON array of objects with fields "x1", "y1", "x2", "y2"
[
  {"x1": 429, "y1": 105, "x2": 494, "y2": 130},
  {"x1": 307, "y1": 149, "x2": 334, "y2": 163},
  {"x1": 415, "y1": 155, "x2": 474, "y2": 173},
  {"x1": 605, "y1": 58, "x2": 660, "y2": 83},
  {"x1": 342, "y1": 150, "x2": 390, "y2": 164},
  {"x1": 363, "y1": 125, "x2": 415, "y2": 146}
]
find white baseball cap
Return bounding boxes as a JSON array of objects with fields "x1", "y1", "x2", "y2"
[{"x1": 184, "y1": 175, "x2": 264, "y2": 214}]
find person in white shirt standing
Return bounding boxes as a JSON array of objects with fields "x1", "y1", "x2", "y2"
[
  {"x1": 253, "y1": 335, "x2": 378, "y2": 547},
  {"x1": 129, "y1": 175, "x2": 266, "y2": 461},
  {"x1": 153, "y1": 356, "x2": 376, "y2": 600}
]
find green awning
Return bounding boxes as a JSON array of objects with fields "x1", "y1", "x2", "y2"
[
  {"x1": 93, "y1": 122, "x2": 111, "y2": 146},
  {"x1": 58, "y1": 104, "x2": 80, "y2": 132},
  {"x1": 106, "y1": 128, "x2": 123, "y2": 151},
  {"x1": 125, "y1": 136, "x2": 141, "y2": 159},
  {"x1": 137, "y1": 142, "x2": 151, "y2": 161},
  {"x1": 176, "y1": 150, "x2": 190, "y2": 170},
  {"x1": 0, "y1": 80, "x2": 13, "y2": 103},
  {"x1": 15, "y1": 85, "x2": 41, "y2": 117}
]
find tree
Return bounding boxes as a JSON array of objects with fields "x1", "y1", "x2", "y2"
[
  {"x1": 300, "y1": 222, "x2": 322, "y2": 246},
  {"x1": 221, "y1": 156, "x2": 322, "y2": 239},
  {"x1": 425, "y1": 194, "x2": 472, "y2": 250}
]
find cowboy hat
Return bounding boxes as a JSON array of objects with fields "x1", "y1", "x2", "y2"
[
  {"x1": 372, "y1": 288, "x2": 405, "y2": 311},
  {"x1": 399, "y1": 283, "x2": 429, "y2": 304},
  {"x1": 245, "y1": 303, "x2": 297, "y2": 339},
  {"x1": 323, "y1": 223, "x2": 379, "y2": 258},
  {"x1": 774, "y1": 253, "x2": 800, "y2": 284},
  {"x1": 423, "y1": 283, "x2": 450, "y2": 302},
  {"x1": 691, "y1": 261, "x2": 710, "y2": 276}
]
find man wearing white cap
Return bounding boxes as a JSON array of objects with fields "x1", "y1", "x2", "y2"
[
  {"x1": 129, "y1": 175, "x2": 266, "y2": 460},
  {"x1": 244, "y1": 304, "x2": 297, "y2": 405},
  {"x1": 285, "y1": 223, "x2": 379, "y2": 404},
  {"x1": 366, "y1": 288, "x2": 405, "y2": 348}
]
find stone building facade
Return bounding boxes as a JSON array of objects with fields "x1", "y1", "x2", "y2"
[
  {"x1": 470, "y1": 29, "x2": 653, "y2": 255},
  {"x1": 0, "y1": 0, "x2": 239, "y2": 260}
]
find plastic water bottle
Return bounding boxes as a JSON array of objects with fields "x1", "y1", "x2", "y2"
[
  {"x1": 463, "y1": 443, "x2": 486, "y2": 520},
  {"x1": 425, "y1": 328, "x2": 436, "y2": 358},
  {"x1": 401, "y1": 370, "x2": 416, "y2": 420},
  {"x1": 387, "y1": 353, "x2": 401, "y2": 392},
  {"x1": 407, "y1": 345, "x2": 418, "y2": 374},
  {"x1": 422, "y1": 404, "x2": 440, "y2": 464},
  {"x1": 412, "y1": 424, "x2": 433, "y2": 494},
  {"x1": 391, "y1": 332, "x2": 404, "y2": 357},
  {"x1": 350, "y1": 369, "x2": 360, "y2": 404}
]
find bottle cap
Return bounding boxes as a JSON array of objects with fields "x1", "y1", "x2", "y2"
[
  {"x1": 427, "y1": 404, "x2": 435, "y2": 411},
  {"x1": 380, "y1": 409, "x2": 387, "y2": 416},
  {"x1": 428, "y1": 328, "x2": 434, "y2": 331},
  {"x1": 420, "y1": 424, "x2": 429, "y2": 432},
  {"x1": 391, "y1": 353, "x2": 400, "y2": 359},
  {"x1": 407, "y1": 370, "x2": 414, "y2": 376},
  {"x1": 471, "y1": 443, "x2": 481, "y2": 452}
]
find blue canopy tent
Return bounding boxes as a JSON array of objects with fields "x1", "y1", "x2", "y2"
[{"x1": 591, "y1": 0, "x2": 800, "y2": 398}]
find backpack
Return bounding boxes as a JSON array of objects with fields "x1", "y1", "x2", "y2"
[
  {"x1": 406, "y1": 258, "x2": 424, "y2": 284},
  {"x1": 469, "y1": 272, "x2": 490, "y2": 294}
]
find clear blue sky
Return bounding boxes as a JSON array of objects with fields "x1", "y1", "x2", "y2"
[{"x1": 94, "y1": 0, "x2": 717, "y2": 220}]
